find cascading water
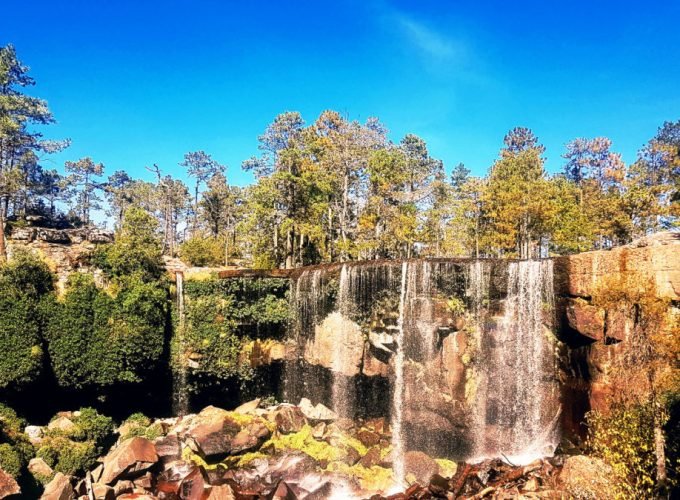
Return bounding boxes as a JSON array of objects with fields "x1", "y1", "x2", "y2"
[
  {"x1": 286, "y1": 257, "x2": 560, "y2": 484},
  {"x1": 391, "y1": 261, "x2": 409, "y2": 485},
  {"x1": 172, "y1": 271, "x2": 189, "y2": 416},
  {"x1": 474, "y1": 259, "x2": 559, "y2": 463}
]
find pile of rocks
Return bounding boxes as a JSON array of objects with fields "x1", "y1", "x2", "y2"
[{"x1": 1, "y1": 400, "x2": 611, "y2": 499}]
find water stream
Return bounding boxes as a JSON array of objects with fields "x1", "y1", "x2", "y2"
[{"x1": 172, "y1": 271, "x2": 189, "y2": 416}]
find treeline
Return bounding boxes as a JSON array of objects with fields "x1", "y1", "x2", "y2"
[{"x1": 1, "y1": 44, "x2": 678, "y2": 267}]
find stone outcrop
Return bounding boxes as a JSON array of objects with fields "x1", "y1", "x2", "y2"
[
  {"x1": 303, "y1": 312, "x2": 364, "y2": 377},
  {"x1": 555, "y1": 232, "x2": 680, "y2": 429},
  {"x1": 7, "y1": 226, "x2": 114, "y2": 290},
  {"x1": 554, "y1": 231, "x2": 680, "y2": 301}
]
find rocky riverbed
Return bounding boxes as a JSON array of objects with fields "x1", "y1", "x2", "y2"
[{"x1": 0, "y1": 400, "x2": 616, "y2": 499}]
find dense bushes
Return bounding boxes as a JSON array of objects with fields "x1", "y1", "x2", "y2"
[
  {"x1": 0, "y1": 251, "x2": 54, "y2": 390},
  {"x1": 178, "y1": 277, "x2": 289, "y2": 385},
  {"x1": 46, "y1": 273, "x2": 167, "y2": 389}
]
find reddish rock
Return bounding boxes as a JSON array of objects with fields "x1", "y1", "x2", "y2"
[
  {"x1": 356, "y1": 429, "x2": 380, "y2": 447},
  {"x1": 605, "y1": 304, "x2": 633, "y2": 342},
  {"x1": 0, "y1": 468, "x2": 19, "y2": 499},
  {"x1": 28, "y1": 457, "x2": 54, "y2": 479},
  {"x1": 48, "y1": 416, "x2": 76, "y2": 433},
  {"x1": 358, "y1": 446, "x2": 382, "y2": 468},
  {"x1": 205, "y1": 484, "x2": 236, "y2": 499},
  {"x1": 40, "y1": 472, "x2": 74, "y2": 500},
  {"x1": 554, "y1": 232, "x2": 680, "y2": 301},
  {"x1": 100, "y1": 437, "x2": 158, "y2": 485},
  {"x1": 559, "y1": 455, "x2": 615, "y2": 500},
  {"x1": 156, "y1": 461, "x2": 196, "y2": 496},
  {"x1": 184, "y1": 406, "x2": 271, "y2": 458},
  {"x1": 590, "y1": 382, "x2": 614, "y2": 414},
  {"x1": 404, "y1": 450, "x2": 439, "y2": 485},
  {"x1": 566, "y1": 299, "x2": 604, "y2": 341},
  {"x1": 176, "y1": 467, "x2": 206, "y2": 500},
  {"x1": 153, "y1": 434, "x2": 181, "y2": 466},
  {"x1": 270, "y1": 405, "x2": 307, "y2": 434},
  {"x1": 117, "y1": 494, "x2": 158, "y2": 500},
  {"x1": 92, "y1": 483, "x2": 115, "y2": 500}
]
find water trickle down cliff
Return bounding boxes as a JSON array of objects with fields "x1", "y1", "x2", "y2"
[
  {"x1": 172, "y1": 271, "x2": 189, "y2": 416},
  {"x1": 286, "y1": 258, "x2": 560, "y2": 468}
]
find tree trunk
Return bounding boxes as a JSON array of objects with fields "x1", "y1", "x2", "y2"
[{"x1": 654, "y1": 424, "x2": 667, "y2": 492}]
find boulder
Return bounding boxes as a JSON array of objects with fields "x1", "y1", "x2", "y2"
[
  {"x1": 358, "y1": 446, "x2": 382, "y2": 468},
  {"x1": 41, "y1": 472, "x2": 74, "y2": 500},
  {"x1": 356, "y1": 429, "x2": 380, "y2": 447},
  {"x1": 100, "y1": 437, "x2": 158, "y2": 485},
  {"x1": 91, "y1": 483, "x2": 115, "y2": 500},
  {"x1": 298, "y1": 398, "x2": 337, "y2": 422},
  {"x1": 205, "y1": 484, "x2": 236, "y2": 499},
  {"x1": 0, "y1": 468, "x2": 20, "y2": 499},
  {"x1": 404, "y1": 451, "x2": 439, "y2": 485},
  {"x1": 566, "y1": 299, "x2": 604, "y2": 341},
  {"x1": 155, "y1": 461, "x2": 197, "y2": 497},
  {"x1": 28, "y1": 457, "x2": 54, "y2": 479},
  {"x1": 270, "y1": 405, "x2": 307, "y2": 434},
  {"x1": 48, "y1": 416, "x2": 76, "y2": 433},
  {"x1": 234, "y1": 399, "x2": 260, "y2": 414},
  {"x1": 153, "y1": 434, "x2": 181, "y2": 466},
  {"x1": 182, "y1": 406, "x2": 271, "y2": 458},
  {"x1": 25, "y1": 425, "x2": 44, "y2": 445},
  {"x1": 559, "y1": 455, "x2": 615, "y2": 500}
]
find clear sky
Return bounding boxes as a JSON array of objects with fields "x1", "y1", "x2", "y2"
[{"x1": 3, "y1": 0, "x2": 679, "y2": 186}]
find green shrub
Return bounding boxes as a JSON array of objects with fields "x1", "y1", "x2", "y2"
[
  {"x1": 36, "y1": 437, "x2": 97, "y2": 475},
  {"x1": 46, "y1": 274, "x2": 167, "y2": 388},
  {"x1": 0, "y1": 405, "x2": 35, "y2": 479},
  {"x1": 69, "y1": 408, "x2": 114, "y2": 452},
  {"x1": 0, "y1": 443, "x2": 22, "y2": 477},
  {"x1": 0, "y1": 251, "x2": 54, "y2": 389},
  {"x1": 179, "y1": 236, "x2": 224, "y2": 267}
]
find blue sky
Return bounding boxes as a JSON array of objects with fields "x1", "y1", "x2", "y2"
[{"x1": 3, "y1": 0, "x2": 679, "y2": 187}]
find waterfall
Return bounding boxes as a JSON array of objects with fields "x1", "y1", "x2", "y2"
[
  {"x1": 475, "y1": 259, "x2": 558, "y2": 464},
  {"x1": 285, "y1": 257, "x2": 559, "y2": 474},
  {"x1": 172, "y1": 271, "x2": 189, "y2": 416},
  {"x1": 391, "y1": 261, "x2": 409, "y2": 485},
  {"x1": 332, "y1": 264, "x2": 354, "y2": 418}
]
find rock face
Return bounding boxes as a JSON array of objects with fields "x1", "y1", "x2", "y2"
[
  {"x1": 554, "y1": 232, "x2": 680, "y2": 432},
  {"x1": 554, "y1": 231, "x2": 680, "y2": 301},
  {"x1": 6, "y1": 226, "x2": 113, "y2": 291},
  {"x1": 100, "y1": 437, "x2": 159, "y2": 485},
  {"x1": 303, "y1": 312, "x2": 364, "y2": 377}
]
